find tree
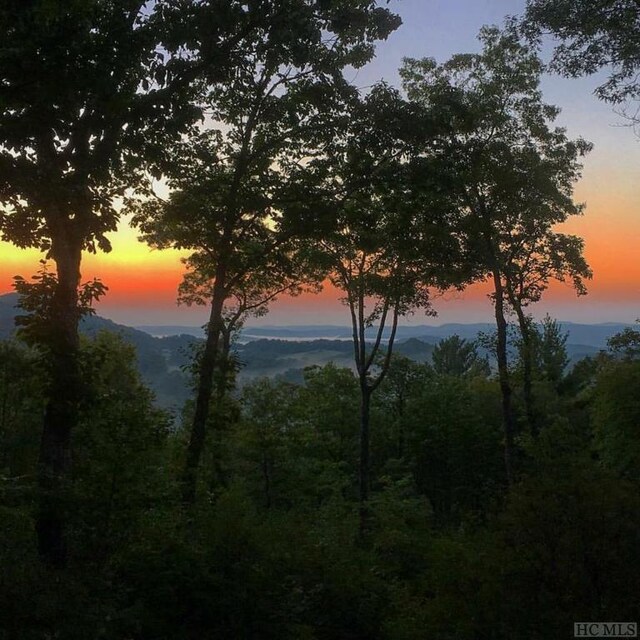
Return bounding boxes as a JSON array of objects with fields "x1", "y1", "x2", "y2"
[
  {"x1": 301, "y1": 85, "x2": 458, "y2": 532},
  {"x1": 236, "y1": 378, "x2": 305, "y2": 509},
  {"x1": 533, "y1": 315, "x2": 570, "y2": 390},
  {"x1": 500, "y1": 232, "x2": 589, "y2": 439},
  {"x1": 404, "y1": 375, "x2": 504, "y2": 523},
  {"x1": 431, "y1": 335, "x2": 490, "y2": 378},
  {"x1": 592, "y1": 357, "x2": 640, "y2": 482},
  {"x1": 73, "y1": 332, "x2": 172, "y2": 563},
  {"x1": 327, "y1": 223, "x2": 431, "y2": 533},
  {"x1": 133, "y1": 2, "x2": 400, "y2": 505},
  {"x1": 402, "y1": 25, "x2": 591, "y2": 479},
  {"x1": 499, "y1": 463, "x2": 640, "y2": 633},
  {"x1": 0, "y1": 0, "x2": 240, "y2": 564},
  {"x1": 607, "y1": 324, "x2": 640, "y2": 360},
  {"x1": 0, "y1": 341, "x2": 44, "y2": 480},
  {"x1": 133, "y1": 150, "x2": 317, "y2": 503},
  {"x1": 12, "y1": 264, "x2": 107, "y2": 564},
  {"x1": 375, "y1": 354, "x2": 428, "y2": 459},
  {"x1": 297, "y1": 364, "x2": 360, "y2": 474},
  {"x1": 523, "y1": 0, "x2": 640, "y2": 123}
]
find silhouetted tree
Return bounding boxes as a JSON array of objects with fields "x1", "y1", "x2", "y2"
[
  {"x1": 402, "y1": 25, "x2": 591, "y2": 478},
  {"x1": 133, "y1": 157, "x2": 318, "y2": 503},
  {"x1": 302, "y1": 85, "x2": 459, "y2": 533},
  {"x1": 607, "y1": 324, "x2": 640, "y2": 360},
  {"x1": 0, "y1": 0, "x2": 241, "y2": 564},
  {"x1": 132, "y1": 1, "x2": 400, "y2": 505},
  {"x1": 534, "y1": 315, "x2": 570, "y2": 390}
]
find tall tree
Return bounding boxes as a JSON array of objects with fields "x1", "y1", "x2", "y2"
[
  {"x1": 132, "y1": 140, "x2": 319, "y2": 504},
  {"x1": 533, "y1": 315, "x2": 570, "y2": 391},
  {"x1": 133, "y1": 1, "x2": 401, "y2": 505},
  {"x1": 301, "y1": 85, "x2": 457, "y2": 532},
  {"x1": 498, "y1": 226, "x2": 589, "y2": 437},
  {"x1": 0, "y1": 0, "x2": 242, "y2": 565},
  {"x1": 402, "y1": 25, "x2": 591, "y2": 480}
]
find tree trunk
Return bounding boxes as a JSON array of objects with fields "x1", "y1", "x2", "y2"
[
  {"x1": 37, "y1": 235, "x2": 82, "y2": 567},
  {"x1": 512, "y1": 302, "x2": 537, "y2": 438},
  {"x1": 358, "y1": 379, "x2": 371, "y2": 536},
  {"x1": 181, "y1": 266, "x2": 227, "y2": 505},
  {"x1": 492, "y1": 271, "x2": 516, "y2": 486},
  {"x1": 210, "y1": 327, "x2": 233, "y2": 492},
  {"x1": 215, "y1": 327, "x2": 233, "y2": 399}
]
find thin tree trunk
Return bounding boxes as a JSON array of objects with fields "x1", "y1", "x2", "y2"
[
  {"x1": 210, "y1": 327, "x2": 233, "y2": 491},
  {"x1": 182, "y1": 266, "x2": 227, "y2": 505},
  {"x1": 37, "y1": 235, "x2": 82, "y2": 566},
  {"x1": 492, "y1": 271, "x2": 516, "y2": 486},
  {"x1": 358, "y1": 379, "x2": 371, "y2": 536},
  {"x1": 511, "y1": 301, "x2": 537, "y2": 438}
]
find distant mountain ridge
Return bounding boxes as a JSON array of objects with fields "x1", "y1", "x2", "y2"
[
  {"x1": 0, "y1": 293, "x2": 199, "y2": 411},
  {"x1": 0, "y1": 292, "x2": 632, "y2": 408},
  {"x1": 138, "y1": 320, "x2": 634, "y2": 349}
]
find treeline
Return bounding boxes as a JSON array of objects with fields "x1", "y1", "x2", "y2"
[{"x1": 1, "y1": 0, "x2": 639, "y2": 638}]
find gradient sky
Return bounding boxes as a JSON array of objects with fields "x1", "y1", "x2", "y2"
[{"x1": 1, "y1": 0, "x2": 639, "y2": 326}]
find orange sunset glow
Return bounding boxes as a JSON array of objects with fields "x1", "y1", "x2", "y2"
[
  {"x1": 2, "y1": 175, "x2": 639, "y2": 326},
  {"x1": 1, "y1": 161, "x2": 639, "y2": 325}
]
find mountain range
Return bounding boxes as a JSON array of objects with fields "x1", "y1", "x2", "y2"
[
  {"x1": 1, "y1": 293, "x2": 632, "y2": 411},
  {"x1": 136, "y1": 320, "x2": 632, "y2": 349}
]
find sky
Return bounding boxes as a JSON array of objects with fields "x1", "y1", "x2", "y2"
[{"x1": 1, "y1": 0, "x2": 639, "y2": 327}]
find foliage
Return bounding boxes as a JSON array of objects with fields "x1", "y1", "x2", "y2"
[
  {"x1": 524, "y1": 0, "x2": 640, "y2": 108},
  {"x1": 301, "y1": 83, "x2": 458, "y2": 378},
  {"x1": 403, "y1": 375, "x2": 505, "y2": 524},
  {"x1": 72, "y1": 332, "x2": 174, "y2": 560},
  {"x1": 431, "y1": 335, "x2": 490, "y2": 378},
  {"x1": 533, "y1": 315, "x2": 570, "y2": 387},
  {"x1": 235, "y1": 366, "x2": 361, "y2": 506},
  {"x1": 607, "y1": 324, "x2": 640, "y2": 360},
  {"x1": 128, "y1": 0, "x2": 401, "y2": 505},
  {"x1": 592, "y1": 359, "x2": 640, "y2": 481},
  {"x1": 0, "y1": 3, "x2": 636, "y2": 637},
  {"x1": 402, "y1": 25, "x2": 592, "y2": 466},
  {"x1": 402, "y1": 25, "x2": 593, "y2": 308},
  {"x1": 0, "y1": 0, "x2": 244, "y2": 563},
  {"x1": 13, "y1": 262, "x2": 107, "y2": 350},
  {"x1": 0, "y1": 0, "x2": 217, "y2": 253},
  {"x1": 0, "y1": 336, "x2": 638, "y2": 638},
  {"x1": 498, "y1": 464, "x2": 640, "y2": 634},
  {"x1": 129, "y1": 0, "x2": 402, "y2": 323},
  {"x1": 0, "y1": 331, "x2": 175, "y2": 637},
  {"x1": 0, "y1": 340, "x2": 44, "y2": 479}
]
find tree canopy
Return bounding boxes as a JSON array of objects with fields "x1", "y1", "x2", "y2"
[
  {"x1": 401, "y1": 25, "x2": 591, "y2": 471},
  {"x1": 524, "y1": 0, "x2": 640, "y2": 107}
]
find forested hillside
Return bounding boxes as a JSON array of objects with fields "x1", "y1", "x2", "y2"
[
  {"x1": 3, "y1": 310, "x2": 640, "y2": 638},
  {"x1": 1, "y1": 1, "x2": 639, "y2": 638}
]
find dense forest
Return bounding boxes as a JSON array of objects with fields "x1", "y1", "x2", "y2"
[{"x1": 1, "y1": 1, "x2": 639, "y2": 638}]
